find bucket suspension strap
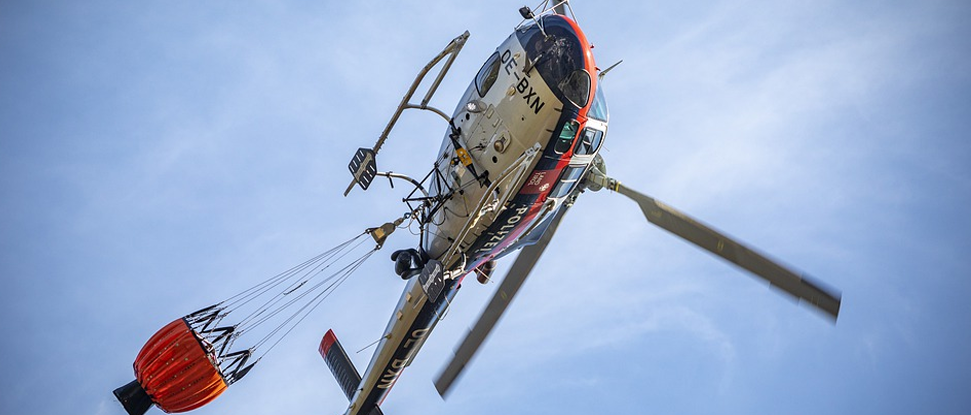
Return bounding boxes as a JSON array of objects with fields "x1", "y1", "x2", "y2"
[{"x1": 177, "y1": 218, "x2": 407, "y2": 383}]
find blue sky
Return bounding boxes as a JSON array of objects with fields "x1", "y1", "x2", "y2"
[{"x1": 2, "y1": 1, "x2": 969, "y2": 415}]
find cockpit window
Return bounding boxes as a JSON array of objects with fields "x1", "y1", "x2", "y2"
[
  {"x1": 549, "y1": 166, "x2": 585, "y2": 199},
  {"x1": 589, "y1": 85, "x2": 608, "y2": 121},
  {"x1": 554, "y1": 119, "x2": 579, "y2": 154},
  {"x1": 475, "y1": 52, "x2": 501, "y2": 98},
  {"x1": 558, "y1": 69, "x2": 591, "y2": 108},
  {"x1": 574, "y1": 128, "x2": 604, "y2": 155}
]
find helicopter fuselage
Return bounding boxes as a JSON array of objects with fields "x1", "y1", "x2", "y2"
[{"x1": 327, "y1": 14, "x2": 607, "y2": 415}]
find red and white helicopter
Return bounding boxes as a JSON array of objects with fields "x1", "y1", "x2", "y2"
[{"x1": 326, "y1": 2, "x2": 841, "y2": 415}]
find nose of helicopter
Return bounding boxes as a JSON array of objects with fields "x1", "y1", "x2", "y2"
[{"x1": 516, "y1": 14, "x2": 597, "y2": 110}]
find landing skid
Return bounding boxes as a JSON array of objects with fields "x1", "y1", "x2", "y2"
[{"x1": 344, "y1": 31, "x2": 470, "y2": 196}]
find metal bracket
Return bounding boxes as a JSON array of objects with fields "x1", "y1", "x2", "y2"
[
  {"x1": 516, "y1": 1, "x2": 577, "y2": 33},
  {"x1": 344, "y1": 31, "x2": 471, "y2": 196},
  {"x1": 440, "y1": 143, "x2": 542, "y2": 268},
  {"x1": 366, "y1": 216, "x2": 406, "y2": 250}
]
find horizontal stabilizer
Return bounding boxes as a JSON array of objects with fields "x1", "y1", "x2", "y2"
[{"x1": 319, "y1": 329, "x2": 361, "y2": 401}]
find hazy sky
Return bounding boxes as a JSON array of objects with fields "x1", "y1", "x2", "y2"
[{"x1": 2, "y1": 1, "x2": 970, "y2": 415}]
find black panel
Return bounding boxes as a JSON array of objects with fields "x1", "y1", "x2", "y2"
[
  {"x1": 348, "y1": 148, "x2": 378, "y2": 191},
  {"x1": 113, "y1": 380, "x2": 153, "y2": 415}
]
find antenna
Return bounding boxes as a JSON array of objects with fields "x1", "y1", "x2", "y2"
[{"x1": 598, "y1": 60, "x2": 623, "y2": 80}]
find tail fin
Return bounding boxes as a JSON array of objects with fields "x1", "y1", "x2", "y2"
[{"x1": 319, "y1": 329, "x2": 362, "y2": 401}]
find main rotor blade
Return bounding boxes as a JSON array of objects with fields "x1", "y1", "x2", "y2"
[
  {"x1": 613, "y1": 182, "x2": 841, "y2": 320},
  {"x1": 434, "y1": 206, "x2": 569, "y2": 397}
]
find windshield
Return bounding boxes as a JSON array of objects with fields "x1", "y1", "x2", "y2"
[{"x1": 588, "y1": 85, "x2": 608, "y2": 122}]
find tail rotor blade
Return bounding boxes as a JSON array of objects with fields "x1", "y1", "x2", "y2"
[
  {"x1": 435, "y1": 206, "x2": 570, "y2": 397},
  {"x1": 612, "y1": 182, "x2": 842, "y2": 320}
]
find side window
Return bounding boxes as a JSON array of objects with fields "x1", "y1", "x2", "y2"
[
  {"x1": 554, "y1": 120, "x2": 579, "y2": 154},
  {"x1": 574, "y1": 128, "x2": 604, "y2": 155},
  {"x1": 549, "y1": 166, "x2": 585, "y2": 199},
  {"x1": 475, "y1": 52, "x2": 501, "y2": 98}
]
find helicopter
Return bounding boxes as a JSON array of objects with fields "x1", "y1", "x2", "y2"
[{"x1": 324, "y1": 2, "x2": 842, "y2": 415}]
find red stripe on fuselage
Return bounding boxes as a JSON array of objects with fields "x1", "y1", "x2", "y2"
[{"x1": 464, "y1": 14, "x2": 598, "y2": 272}]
